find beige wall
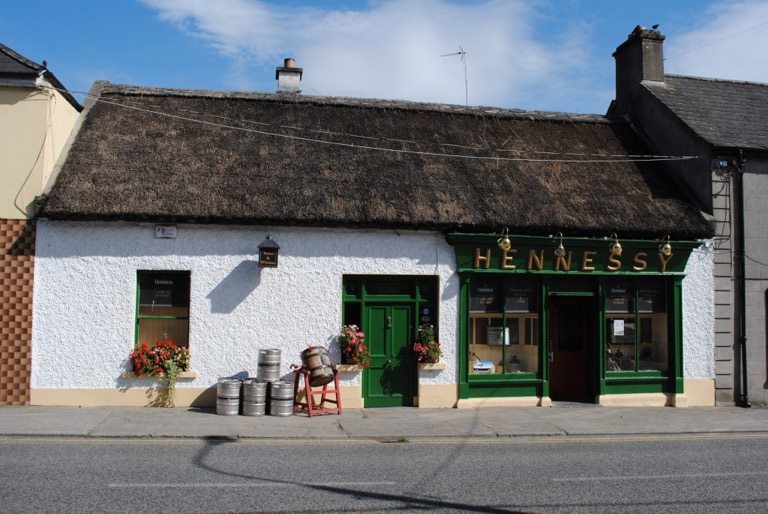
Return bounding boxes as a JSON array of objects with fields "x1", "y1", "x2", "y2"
[{"x1": 0, "y1": 85, "x2": 79, "y2": 219}]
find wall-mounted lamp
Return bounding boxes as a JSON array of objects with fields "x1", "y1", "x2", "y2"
[
  {"x1": 497, "y1": 227, "x2": 511, "y2": 251},
  {"x1": 712, "y1": 158, "x2": 731, "y2": 177},
  {"x1": 659, "y1": 235, "x2": 672, "y2": 257},
  {"x1": 609, "y1": 233, "x2": 622, "y2": 257},
  {"x1": 258, "y1": 234, "x2": 280, "y2": 267},
  {"x1": 554, "y1": 232, "x2": 566, "y2": 257}
]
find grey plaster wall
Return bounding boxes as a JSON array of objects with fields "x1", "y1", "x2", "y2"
[{"x1": 743, "y1": 158, "x2": 768, "y2": 405}]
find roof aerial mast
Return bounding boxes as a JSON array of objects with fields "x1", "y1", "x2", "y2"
[{"x1": 441, "y1": 46, "x2": 468, "y2": 106}]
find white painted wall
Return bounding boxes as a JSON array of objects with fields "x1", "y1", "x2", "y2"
[
  {"x1": 31, "y1": 220, "x2": 714, "y2": 394},
  {"x1": 683, "y1": 241, "x2": 715, "y2": 379},
  {"x1": 31, "y1": 221, "x2": 459, "y2": 391}
]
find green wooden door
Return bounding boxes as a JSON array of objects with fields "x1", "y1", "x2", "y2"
[{"x1": 364, "y1": 304, "x2": 416, "y2": 407}]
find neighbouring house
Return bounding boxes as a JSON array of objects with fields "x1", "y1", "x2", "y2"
[
  {"x1": 609, "y1": 26, "x2": 768, "y2": 406},
  {"x1": 30, "y1": 61, "x2": 714, "y2": 408},
  {"x1": 0, "y1": 43, "x2": 81, "y2": 405}
]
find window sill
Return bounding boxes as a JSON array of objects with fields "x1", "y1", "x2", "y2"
[
  {"x1": 418, "y1": 362, "x2": 447, "y2": 371},
  {"x1": 121, "y1": 370, "x2": 198, "y2": 380},
  {"x1": 335, "y1": 364, "x2": 363, "y2": 373}
]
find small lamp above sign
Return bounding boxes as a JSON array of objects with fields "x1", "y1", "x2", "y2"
[
  {"x1": 554, "y1": 232, "x2": 566, "y2": 257},
  {"x1": 258, "y1": 235, "x2": 280, "y2": 268},
  {"x1": 497, "y1": 227, "x2": 511, "y2": 251},
  {"x1": 659, "y1": 235, "x2": 673, "y2": 257},
  {"x1": 609, "y1": 233, "x2": 623, "y2": 257}
]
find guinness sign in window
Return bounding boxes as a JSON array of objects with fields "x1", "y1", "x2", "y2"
[{"x1": 470, "y1": 277, "x2": 502, "y2": 313}]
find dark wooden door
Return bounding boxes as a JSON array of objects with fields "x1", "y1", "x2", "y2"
[{"x1": 549, "y1": 297, "x2": 593, "y2": 402}]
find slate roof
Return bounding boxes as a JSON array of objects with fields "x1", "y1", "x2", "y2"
[
  {"x1": 644, "y1": 75, "x2": 768, "y2": 151},
  {"x1": 40, "y1": 82, "x2": 712, "y2": 239},
  {"x1": 0, "y1": 42, "x2": 82, "y2": 111}
]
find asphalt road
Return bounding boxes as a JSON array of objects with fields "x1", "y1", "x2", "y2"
[{"x1": 2, "y1": 434, "x2": 768, "y2": 513}]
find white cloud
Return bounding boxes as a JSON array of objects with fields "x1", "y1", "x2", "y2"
[
  {"x1": 667, "y1": 0, "x2": 768, "y2": 83},
  {"x1": 140, "y1": 0, "x2": 598, "y2": 111}
]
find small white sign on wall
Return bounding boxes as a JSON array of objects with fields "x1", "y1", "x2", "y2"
[
  {"x1": 155, "y1": 225, "x2": 177, "y2": 239},
  {"x1": 613, "y1": 319, "x2": 625, "y2": 336}
]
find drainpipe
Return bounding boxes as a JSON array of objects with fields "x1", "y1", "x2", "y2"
[{"x1": 734, "y1": 149, "x2": 750, "y2": 407}]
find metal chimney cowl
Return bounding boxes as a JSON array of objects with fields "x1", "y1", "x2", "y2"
[{"x1": 275, "y1": 57, "x2": 303, "y2": 93}]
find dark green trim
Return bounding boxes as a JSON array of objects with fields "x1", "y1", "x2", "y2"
[
  {"x1": 466, "y1": 382, "x2": 542, "y2": 398},
  {"x1": 540, "y1": 279, "x2": 549, "y2": 398},
  {"x1": 673, "y1": 278, "x2": 684, "y2": 394},
  {"x1": 134, "y1": 273, "x2": 140, "y2": 346},
  {"x1": 459, "y1": 275, "x2": 470, "y2": 399}
]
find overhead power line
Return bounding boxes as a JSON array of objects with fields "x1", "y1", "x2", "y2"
[
  {"x1": 43, "y1": 85, "x2": 700, "y2": 164},
  {"x1": 667, "y1": 19, "x2": 768, "y2": 61}
]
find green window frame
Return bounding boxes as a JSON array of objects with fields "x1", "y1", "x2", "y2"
[
  {"x1": 135, "y1": 270, "x2": 191, "y2": 347},
  {"x1": 604, "y1": 277, "x2": 669, "y2": 375},
  {"x1": 467, "y1": 275, "x2": 540, "y2": 376}
]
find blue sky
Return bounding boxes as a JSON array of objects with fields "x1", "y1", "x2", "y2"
[{"x1": 3, "y1": 1, "x2": 768, "y2": 113}]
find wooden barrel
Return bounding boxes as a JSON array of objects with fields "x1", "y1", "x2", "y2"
[
  {"x1": 300, "y1": 346, "x2": 334, "y2": 387},
  {"x1": 257, "y1": 348, "x2": 282, "y2": 382},
  {"x1": 269, "y1": 380, "x2": 294, "y2": 417},
  {"x1": 216, "y1": 377, "x2": 242, "y2": 416},
  {"x1": 241, "y1": 378, "x2": 268, "y2": 416}
]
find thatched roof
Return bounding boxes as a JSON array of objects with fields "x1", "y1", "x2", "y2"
[{"x1": 41, "y1": 81, "x2": 712, "y2": 239}]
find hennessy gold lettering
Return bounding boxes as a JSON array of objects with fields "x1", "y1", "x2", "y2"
[
  {"x1": 554, "y1": 251, "x2": 572, "y2": 271},
  {"x1": 474, "y1": 247, "x2": 491, "y2": 269},
  {"x1": 581, "y1": 251, "x2": 597, "y2": 271},
  {"x1": 501, "y1": 248, "x2": 517, "y2": 270},
  {"x1": 469, "y1": 242, "x2": 678, "y2": 273},
  {"x1": 658, "y1": 252, "x2": 673, "y2": 273},
  {"x1": 633, "y1": 252, "x2": 648, "y2": 271},
  {"x1": 528, "y1": 249, "x2": 545, "y2": 270}
]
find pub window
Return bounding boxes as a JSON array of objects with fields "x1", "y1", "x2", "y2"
[
  {"x1": 605, "y1": 279, "x2": 667, "y2": 372},
  {"x1": 136, "y1": 271, "x2": 191, "y2": 347},
  {"x1": 637, "y1": 282, "x2": 668, "y2": 372},
  {"x1": 469, "y1": 276, "x2": 539, "y2": 374}
]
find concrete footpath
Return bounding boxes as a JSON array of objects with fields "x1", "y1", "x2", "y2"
[{"x1": 1, "y1": 404, "x2": 768, "y2": 440}]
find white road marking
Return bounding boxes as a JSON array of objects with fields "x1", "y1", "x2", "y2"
[
  {"x1": 109, "y1": 481, "x2": 397, "y2": 488},
  {"x1": 553, "y1": 471, "x2": 768, "y2": 482}
]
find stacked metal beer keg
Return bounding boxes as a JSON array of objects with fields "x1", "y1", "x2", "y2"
[
  {"x1": 257, "y1": 348, "x2": 293, "y2": 417},
  {"x1": 241, "y1": 378, "x2": 268, "y2": 416},
  {"x1": 215, "y1": 348, "x2": 295, "y2": 417},
  {"x1": 215, "y1": 377, "x2": 242, "y2": 416}
]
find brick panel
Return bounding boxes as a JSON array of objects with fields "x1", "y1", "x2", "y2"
[{"x1": 0, "y1": 219, "x2": 34, "y2": 405}]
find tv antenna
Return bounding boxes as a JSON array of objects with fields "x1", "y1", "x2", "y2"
[{"x1": 441, "y1": 46, "x2": 468, "y2": 106}]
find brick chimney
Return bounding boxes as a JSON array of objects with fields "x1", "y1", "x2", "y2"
[
  {"x1": 610, "y1": 25, "x2": 665, "y2": 118},
  {"x1": 275, "y1": 57, "x2": 303, "y2": 94}
]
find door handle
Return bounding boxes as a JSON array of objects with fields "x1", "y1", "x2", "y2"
[
  {"x1": 385, "y1": 316, "x2": 392, "y2": 329},
  {"x1": 548, "y1": 351, "x2": 554, "y2": 363}
]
